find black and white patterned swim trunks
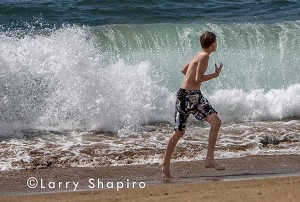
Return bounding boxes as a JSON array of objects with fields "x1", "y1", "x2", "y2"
[{"x1": 174, "y1": 88, "x2": 217, "y2": 131}]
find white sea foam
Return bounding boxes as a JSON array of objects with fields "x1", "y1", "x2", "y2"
[
  {"x1": 208, "y1": 84, "x2": 300, "y2": 122},
  {"x1": 0, "y1": 25, "x2": 174, "y2": 134},
  {"x1": 1, "y1": 120, "x2": 299, "y2": 171}
]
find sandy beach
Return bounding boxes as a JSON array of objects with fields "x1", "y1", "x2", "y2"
[
  {"x1": 2, "y1": 175, "x2": 299, "y2": 202},
  {"x1": 1, "y1": 155, "x2": 300, "y2": 202}
]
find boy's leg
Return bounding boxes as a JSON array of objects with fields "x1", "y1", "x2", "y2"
[
  {"x1": 205, "y1": 113, "x2": 225, "y2": 170},
  {"x1": 161, "y1": 130, "x2": 185, "y2": 178}
]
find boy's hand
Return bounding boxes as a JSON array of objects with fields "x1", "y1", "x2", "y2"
[{"x1": 214, "y1": 63, "x2": 223, "y2": 77}]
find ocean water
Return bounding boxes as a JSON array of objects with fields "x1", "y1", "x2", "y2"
[{"x1": 0, "y1": 0, "x2": 299, "y2": 171}]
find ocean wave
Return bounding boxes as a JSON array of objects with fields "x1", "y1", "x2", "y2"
[
  {"x1": 0, "y1": 25, "x2": 174, "y2": 134},
  {"x1": 209, "y1": 84, "x2": 300, "y2": 122},
  {"x1": 0, "y1": 24, "x2": 299, "y2": 134}
]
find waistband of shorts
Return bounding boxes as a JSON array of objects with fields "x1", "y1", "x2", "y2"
[{"x1": 178, "y1": 88, "x2": 202, "y2": 94}]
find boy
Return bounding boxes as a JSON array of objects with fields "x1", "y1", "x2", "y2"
[{"x1": 161, "y1": 31, "x2": 225, "y2": 179}]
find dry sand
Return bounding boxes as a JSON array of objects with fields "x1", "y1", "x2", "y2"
[{"x1": 1, "y1": 155, "x2": 300, "y2": 202}]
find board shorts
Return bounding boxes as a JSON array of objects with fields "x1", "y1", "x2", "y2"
[{"x1": 174, "y1": 88, "x2": 217, "y2": 131}]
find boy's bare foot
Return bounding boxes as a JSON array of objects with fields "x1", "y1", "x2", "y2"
[
  {"x1": 205, "y1": 159, "x2": 225, "y2": 170},
  {"x1": 161, "y1": 165, "x2": 173, "y2": 179}
]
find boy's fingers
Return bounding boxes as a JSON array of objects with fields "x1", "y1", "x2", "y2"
[{"x1": 215, "y1": 63, "x2": 223, "y2": 72}]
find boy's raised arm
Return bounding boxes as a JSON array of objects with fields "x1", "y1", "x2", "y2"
[
  {"x1": 195, "y1": 54, "x2": 221, "y2": 83},
  {"x1": 195, "y1": 54, "x2": 209, "y2": 83}
]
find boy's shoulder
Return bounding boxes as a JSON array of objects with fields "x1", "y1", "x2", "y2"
[
  {"x1": 196, "y1": 51, "x2": 209, "y2": 61},
  {"x1": 190, "y1": 51, "x2": 209, "y2": 65},
  {"x1": 199, "y1": 51, "x2": 209, "y2": 57}
]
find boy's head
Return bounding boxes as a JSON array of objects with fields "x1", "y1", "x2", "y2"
[{"x1": 200, "y1": 32, "x2": 217, "y2": 49}]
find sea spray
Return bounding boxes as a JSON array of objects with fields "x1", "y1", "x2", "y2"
[{"x1": 0, "y1": 25, "x2": 174, "y2": 134}]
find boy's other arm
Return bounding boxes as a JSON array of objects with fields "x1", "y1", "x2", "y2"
[{"x1": 181, "y1": 63, "x2": 189, "y2": 75}]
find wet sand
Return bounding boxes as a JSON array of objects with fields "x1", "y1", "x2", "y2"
[{"x1": 1, "y1": 155, "x2": 300, "y2": 201}]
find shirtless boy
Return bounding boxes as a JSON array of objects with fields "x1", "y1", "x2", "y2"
[{"x1": 161, "y1": 31, "x2": 225, "y2": 179}]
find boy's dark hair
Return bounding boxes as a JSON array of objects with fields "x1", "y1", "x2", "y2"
[{"x1": 200, "y1": 32, "x2": 217, "y2": 49}]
